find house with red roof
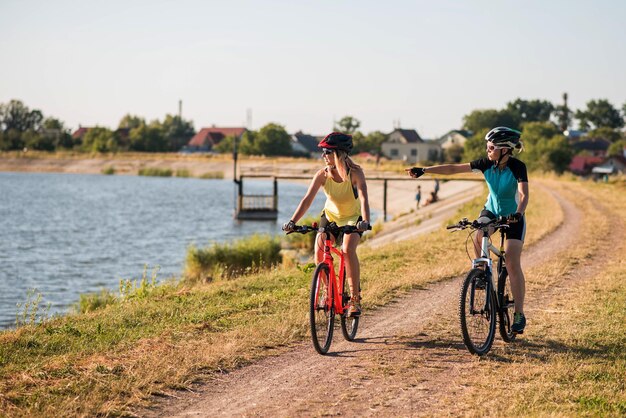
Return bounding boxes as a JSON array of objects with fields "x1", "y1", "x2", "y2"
[
  {"x1": 186, "y1": 126, "x2": 247, "y2": 151},
  {"x1": 569, "y1": 155, "x2": 604, "y2": 175}
]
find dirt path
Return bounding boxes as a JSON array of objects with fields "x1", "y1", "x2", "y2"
[{"x1": 144, "y1": 182, "x2": 620, "y2": 417}]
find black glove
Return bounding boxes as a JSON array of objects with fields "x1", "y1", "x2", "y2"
[
  {"x1": 282, "y1": 220, "x2": 296, "y2": 232},
  {"x1": 356, "y1": 220, "x2": 370, "y2": 231},
  {"x1": 509, "y1": 212, "x2": 523, "y2": 222},
  {"x1": 409, "y1": 167, "x2": 425, "y2": 179}
]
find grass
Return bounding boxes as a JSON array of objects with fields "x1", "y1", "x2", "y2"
[
  {"x1": 0, "y1": 178, "x2": 617, "y2": 417},
  {"x1": 198, "y1": 171, "x2": 224, "y2": 179},
  {"x1": 101, "y1": 166, "x2": 115, "y2": 175},
  {"x1": 138, "y1": 167, "x2": 173, "y2": 177},
  {"x1": 184, "y1": 234, "x2": 282, "y2": 283}
]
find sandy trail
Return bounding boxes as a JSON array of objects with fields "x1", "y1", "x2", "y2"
[{"x1": 143, "y1": 181, "x2": 623, "y2": 418}]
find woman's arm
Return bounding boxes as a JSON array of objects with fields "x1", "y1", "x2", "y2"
[
  {"x1": 289, "y1": 169, "x2": 325, "y2": 223},
  {"x1": 516, "y1": 182, "x2": 529, "y2": 214},
  {"x1": 354, "y1": 169, "x2": 370, "y2": 223},
  {"x1": 405, "y1": 163, "x2": 472, "y2": 177}
]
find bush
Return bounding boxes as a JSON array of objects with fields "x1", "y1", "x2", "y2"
[
  {"x1": 138, "y1": 167, "x2": 173, "y2": 177},
  {"x1": 102, "y1": 166, "x2": 115, "y2": 175},
  {"x1": 175, "y1": 169, "x2": 191, "y2": 178},
  {"x1": 283, "y1": 215, "x2": 318, "y2": 250},
  {"x1": 184, "y1": 234, "x2": 282, "y2": 282},
  {"x1": 75, "y1": 289, "x2": 117, "y2": 313},
  {"x1": 199, "y1": 171, "x2": 224, "y2": 179}
]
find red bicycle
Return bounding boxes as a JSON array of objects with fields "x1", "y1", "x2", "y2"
[{"x1": 287, "y1": 222, "x2": 369, "y2": 354}]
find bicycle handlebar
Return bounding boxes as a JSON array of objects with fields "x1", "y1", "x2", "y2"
[
  {"x1": 446, "y1": 215, "x2": 517, "y2": 231},
  {"x1": 286, "y1": 223, "x2": 372, "y2": 235}
]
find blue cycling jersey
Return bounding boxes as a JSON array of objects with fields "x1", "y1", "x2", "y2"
[{"x1": 470, "y1": 157, "x2": 528, "y2": 217}]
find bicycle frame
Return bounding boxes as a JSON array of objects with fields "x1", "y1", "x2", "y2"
[
  {"x1": 318, "y1": 229, "x2": 348, "y2": 316},
  {"x1": 471, "y1": 228, "x2": 507, "y2": 312}
]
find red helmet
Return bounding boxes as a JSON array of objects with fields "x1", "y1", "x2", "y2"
[{"x1": 318, "y1": 132, "x2": 353, "y2": 153}]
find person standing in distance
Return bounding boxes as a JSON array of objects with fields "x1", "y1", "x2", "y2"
[
  {"x1": 405, "y1": 127, "x2": 529, "y2": 334},
  {"x1": 283, "y1": 132, "x2": 371, "y2": 317}
]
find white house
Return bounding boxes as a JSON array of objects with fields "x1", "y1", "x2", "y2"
[
  {"x1": 381, "y1": 129, "x2": 442, "y2": 164},
  {"x1": 438, "y1": 129, "x2": 472, "y2": 149}
]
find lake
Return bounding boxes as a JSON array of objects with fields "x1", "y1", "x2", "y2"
[{"x1": 0, "y1": 172, "x2": 336, "y2": 329}]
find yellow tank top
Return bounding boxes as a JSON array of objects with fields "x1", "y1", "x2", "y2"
[{"x1": 322, "y1": 169, "x2": 361, "y2": 225}]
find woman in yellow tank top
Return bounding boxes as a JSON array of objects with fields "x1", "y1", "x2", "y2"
[{"x1": 283, "y1": 132, "x2": 370, "y2": 317}]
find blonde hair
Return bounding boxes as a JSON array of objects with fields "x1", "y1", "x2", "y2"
[{"x1": 335, "y1": 150, "x2": 361, "y2": 181}]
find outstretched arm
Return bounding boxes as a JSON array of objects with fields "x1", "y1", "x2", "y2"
[{"x1": 405, "y1": 163, "x2": 471, "y2": 178}]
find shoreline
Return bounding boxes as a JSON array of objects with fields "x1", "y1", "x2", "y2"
[{"x1": 0, "y1": 153, "x2": 482, "y2": 218}]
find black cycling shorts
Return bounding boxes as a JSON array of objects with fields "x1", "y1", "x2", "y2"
[
  {"x1": 319, "y1": 212, "x2": 363, "y2": 246},
  {"x1": 505, "y1": 214, "x2": 526, "y2": 242}
]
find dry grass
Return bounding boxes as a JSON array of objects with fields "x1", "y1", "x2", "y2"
[
  {"x1": 391, "y1": 178, "x2": 626, "y2": 416},
  {"x1": 0, "y1": 180, "x2": 572, "y2": 417}
]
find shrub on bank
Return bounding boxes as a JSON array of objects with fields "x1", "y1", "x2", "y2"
[
  {"x1": 101, "y1": 166, "x2": 115, "y2": 175},
  {"x1": 138, "y1": 167, "x2": 173, "y2": 177},
  {"x1": 199, "y1": 171, "x2": 224, "y2": 179},
  {"x1": 184, "y1": 234, "x2": 282, "y2": 283}
]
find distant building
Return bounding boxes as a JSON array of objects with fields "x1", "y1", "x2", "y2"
[
  {"x1": 290, "y1": 131, "x2": 321, "y2": 158},
  {"x1": 591, "y1": 156, "x2": 626, "y2": 176},
  {"x1": 569, "y1": 155, "x2": 604, "y2": 175},
  {"x1": 437, "y1": 129, "x2": 472, "y2": 149},
  {"x1": 381, "y1": 128, "x2": 441, "y2": 164},
  {"x1": 186, "y1": 126, "x2": 247, "y2": 152},
  {"x1": 71, "y1": 126, "x2": 92, "y2": 142},
  {"x1": 572, "y1": 138, "x2": 610, "y2": 158}
]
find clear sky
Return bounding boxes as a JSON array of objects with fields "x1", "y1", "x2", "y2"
[{"x1": 1, "y1": 0, "x2": 625, "y2": 138}]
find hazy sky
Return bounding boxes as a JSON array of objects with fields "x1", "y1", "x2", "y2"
[{"x1": 1, "y1": 0, "x2": 625, "y2": 138}]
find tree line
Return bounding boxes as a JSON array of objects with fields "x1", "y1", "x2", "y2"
[
  {"x1": 457, "y1": 98, "x2": 625, "y2": 173},
  {"x1": 1, "y1": 97, "x2": 625, "y2": 172}
]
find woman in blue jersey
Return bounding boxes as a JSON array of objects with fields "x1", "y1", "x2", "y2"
[
  {"x1": 283, "y1": 132, "x2": 371, "y2": 317},
  {"x1": 405, "y1": 127, "x2": 529, "y2": 334}
]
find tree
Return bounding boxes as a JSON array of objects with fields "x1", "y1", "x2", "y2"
[
  {"x1": 118, "y1": 114, "x2": 145, "y2": 130},
  {"x1": 352, "y1": 131, "x2": 387, "y2": 154},
  {"x1": 586, "y1": 127, "x2": 622, "y2": 143},
  {"x1": 42, "y1": 117, "x2": 73, "y2": 149},
  {"x1": 506, "y1": 98, "x2": 554, "y2": 125},
  {"x1": 461, "y1": 129, "x2": 490, "y2": 161},
  {"x1": 128, "y1": 122, "x2": 167, "y2": 152},
  {"x1": 575, "y1": 99, "x2": 624, "y2": 130},
  {"x1": 517, "y1": 122, "x2": 572, "y2": 173},
  {"x1": 0, "y1": 100, "x2": 43, "y2": 132},
  {"x1": 237, "y1": 130, "x2": 258, "y2": 155},
  {"x1": 607, "y1": 139, "x2": 626, "y2": 157},
  {"x1": 462, "y1": 109, "x2": 519, "y2": 133},
  {"x1": 334, "y1": 116, "x2": 361, "y2": 134},
  {"x1": 82, "y1": 127, "x2": 117, "y2": 153},
  {"x1": 159, "y1": 114, "x2": 195, "y2": 151},
  {"x1": 254, "y1": 123, "x2": 292, "y2": 156},
  {"x1": 444, "y1": 144, "x2": 464, "y2": 163}
]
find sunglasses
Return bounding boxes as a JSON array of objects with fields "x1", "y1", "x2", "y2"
[
  {"x1": 486, "y1": 144, "x2": 505, "y2": 151},
  {"x1": 321, "y1": 148, "x2": 335, "y2": 156}
]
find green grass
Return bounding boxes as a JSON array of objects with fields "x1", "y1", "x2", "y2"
[
  {"x1": 0, "y1": 179, "x2": 604, "y2": 417},
  {"x1": 198, "y1": 171, "x2": 224, "y2": 179},
  {"x1": 175, "y1": 169, "x2": 191, "y2": 178},
  {"x1": 137, "y1": 167, "x2": 173, "y2": 177},
  {"x1": 101, "y1": 166, "x2": 115, "y2": 175},
  {"x1": 184, "y1": 234, "x2": 282, "y2": 283}
]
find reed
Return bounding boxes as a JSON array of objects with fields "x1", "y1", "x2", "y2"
[{"x1": 137, "y1": 167, "x2": 173, "y2": 177}]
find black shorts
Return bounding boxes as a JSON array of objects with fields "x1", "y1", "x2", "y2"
[
  {"x1": 479, "y1": 209, "x2": 526, "y2": 242},
  {"x1": 319, "y1": 212, "x2": 363, "y2": 245},
  {"x1": 505, "y1": 215, "x2": 526, "y2": 242}
]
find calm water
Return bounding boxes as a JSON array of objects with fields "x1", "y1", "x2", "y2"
[{"x1": 0, "y1": 172, "x2": 335, "y2": 329}]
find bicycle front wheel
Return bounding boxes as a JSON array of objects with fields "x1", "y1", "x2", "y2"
[
  {"x1": 310, "y1": 263, "x2": 335, "y2": 354},
  {"x1": 459, "y1": 269, "x2": 496, "y2": 356},
  {"x1": 340, "y1": 269, "x2": 359, "y2": 341},
  {"x1": 498, "y1": 267, "x2": 516, "y2": 342}
]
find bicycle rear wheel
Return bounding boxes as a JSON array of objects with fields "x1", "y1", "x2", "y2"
[
  {"x1": 459, "y1": 269, "x2": 496, "y2": 356},
  {"x1": 310, "y1": 263, "x2": 334, "y2": 354},
  {"x1": 340, "y1": 269, "x2": 359, "y2": 341},
  {"x1": 497, "y1": 266, "x2": 516, "y2": 342}
]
